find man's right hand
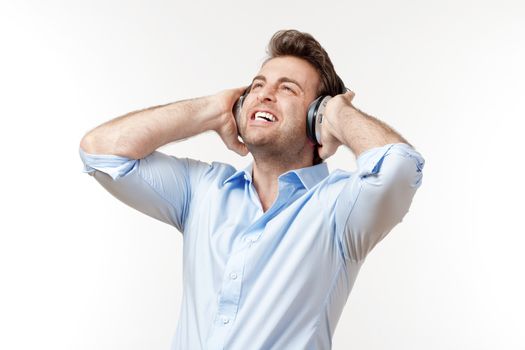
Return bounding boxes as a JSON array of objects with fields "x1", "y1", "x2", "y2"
[{"x1": 212, "y1": 87, "x2": 249, "y2": 157}]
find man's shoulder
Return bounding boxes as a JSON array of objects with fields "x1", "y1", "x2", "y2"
[{"x1": 140, "y1": 151, "x2": 239, "y2": 183}]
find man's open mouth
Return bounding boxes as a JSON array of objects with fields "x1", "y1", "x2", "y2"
[{"x1": 252, "y1": 111, "x2": 277, "y2": 122}]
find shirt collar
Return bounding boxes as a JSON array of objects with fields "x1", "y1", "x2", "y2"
[
  {"x1": 223, "y1": 163, "x2": 254, "y2": 184},
  {"x1": 223, "y1": 162, "x2": 329, "y2": 190}
]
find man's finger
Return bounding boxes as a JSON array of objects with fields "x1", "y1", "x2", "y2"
[
  {"x1": 318, "y1": 143, "x2": 337, "y2": 160},
  {"x1": 344, "y1": 90, "x2": 355, "y2": 102},
  {"x1": 233, "y1": 85, "x2": 249, "y2": 98}
]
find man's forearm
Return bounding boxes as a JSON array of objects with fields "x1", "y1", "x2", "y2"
[
  {"x1": 80, "y1": 95, "x2": 221, "y2": 159},
  {"x1": 321, "y1": 92, "x2": 410, "y2": 158},
  {"x1": 334, "y1": 107, "x2": 410, "y2": 156}
]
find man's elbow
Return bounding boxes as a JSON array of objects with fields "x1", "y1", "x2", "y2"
[
  {"x1": 79, "y1": 131, "x2": 114, "y2": 155},
  {"x1": 80, "y1": 130, "x2": 139, "y2": 159},
  {"x1": 365, "y1": 151, "x2": 424, "y2": 222},
  {"x1": 79, "y1": 131, "x2": 98, "y2": 154},
  {"x1": 378, "y1": 148, "x2": 424, "y2": 190}
]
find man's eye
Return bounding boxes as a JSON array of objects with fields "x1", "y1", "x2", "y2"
[
  {"x1": 251, "y1": 82, "x2": 263, "y2": 89},
  {"x1": 282, "y1": 85, "x2": 295, "y2": 93}
]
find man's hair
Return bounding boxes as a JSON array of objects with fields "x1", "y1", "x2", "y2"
[
  {"x1": 266, "y1": 29, "x2": 346, "y2": 98},
  {"x1": 265, "y1": 29, "x2": 346, "y2": 165}
]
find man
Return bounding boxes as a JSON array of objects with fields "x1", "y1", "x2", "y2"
[{"x1": 80, "y1": 29, "x2": 424, "y2": 350}]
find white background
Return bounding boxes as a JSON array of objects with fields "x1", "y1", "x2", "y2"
[{"x1": 1, "y1": 0, "x2": 524, "y2": 349}]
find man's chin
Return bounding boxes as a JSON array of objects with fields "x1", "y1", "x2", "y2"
[
  {"x1": 241, "y1": 134, "x2": 274, "y2": 148},
  {"x1": 244, "y1": 139, "x2": 281, "y2": 155}
]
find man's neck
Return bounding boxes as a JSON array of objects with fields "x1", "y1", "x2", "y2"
[{"x1": 251, "y1": 155, "x2": 313, "y2": 212}]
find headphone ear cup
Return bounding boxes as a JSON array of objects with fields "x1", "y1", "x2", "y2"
[
  {"x1": 234, "y1": 86, "x2": 250, "y2": 123},
  {"x1": 306, "y1": 97, "x2": 321, "y2": 145},
  {"x1": 233, "y1": 94, "x2": 245, "y2": 122},
  {"x1": 306, "y1": 96, "x2": 331, "y2": 146}
]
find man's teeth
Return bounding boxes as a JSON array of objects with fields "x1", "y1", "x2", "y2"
[{"x1": 255, "y1": 111, "x2": 276, "y2": 122}]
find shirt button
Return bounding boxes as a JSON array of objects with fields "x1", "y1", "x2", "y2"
[
  {"x1": 221, "y1": 316, "x2": 230, "y2": 324},
  {"x1": 230, "y1": 272, "x2": 238, "y2": 280}
]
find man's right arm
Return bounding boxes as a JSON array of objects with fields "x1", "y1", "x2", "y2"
[
  {"x1": 80, "y1": 87, "x2": 248, "y2": 158},
  {"x1": 79, "y1": 87, "x2": 248, "y2": 231}
]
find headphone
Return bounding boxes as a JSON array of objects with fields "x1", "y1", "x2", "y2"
[{"x1": 234, "y1": 84, "x2": 347, "y2": 146}]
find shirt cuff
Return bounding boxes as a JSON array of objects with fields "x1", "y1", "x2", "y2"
[
  {"x1": 356, "y1": 143, "x2": 424, "y2": 177},
  {"x1": 79, "y1": 147, "x2": 138, "y2": 180}
]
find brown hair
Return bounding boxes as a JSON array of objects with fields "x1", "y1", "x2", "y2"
[
  {"x1": 266, "y1": 29, "x2": 346, "y2": 98},
  {"x1": 266, "y1": 29, "x2": 346, "y2": 165}
]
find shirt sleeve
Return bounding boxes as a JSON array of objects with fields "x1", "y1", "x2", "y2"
[
  {"x1": 334, "y1": 143, "x2": 425, "y2": 262},
  {"x1": 79, "y1": 148, "x2": 212, "y2": 232}
]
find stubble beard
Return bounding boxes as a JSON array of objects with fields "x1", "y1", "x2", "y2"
[{"x1": 243, "y1": 130, "x2": 312, "y2": 166}]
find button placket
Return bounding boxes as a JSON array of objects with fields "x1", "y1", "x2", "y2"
[
  {"x1": 244, "y1": 236, "x2": 257, "y2": 245},
  {"x1": 214, "y1": 242, "x2": 250, "y2": 332}
]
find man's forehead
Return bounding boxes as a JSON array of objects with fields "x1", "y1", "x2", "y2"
[{"x1": 255, "y1": 56, "x2": 319, "y2": 90}]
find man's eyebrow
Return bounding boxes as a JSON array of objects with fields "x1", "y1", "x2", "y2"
[{"x1": 251, "y1": 75, "x2": 304, "y2": 92}]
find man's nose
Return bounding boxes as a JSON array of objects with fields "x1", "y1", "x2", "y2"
[{"x1": 257, "y1": 85, "x2": 276, "y2": 103}]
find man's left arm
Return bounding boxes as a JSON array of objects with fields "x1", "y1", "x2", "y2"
[
  {"x1": 321, "y1": 92, "x2": 425, "y2": 262},
  {"x1": 319, "y1": 91, "x2": 409, "y2": 159}
]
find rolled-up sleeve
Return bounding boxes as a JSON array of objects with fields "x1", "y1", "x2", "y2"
[
  {"x1": 79, "y1": 148, "x2": 211, "y2": 232},
  {"x1": 334, "y1": 143, "x2": 425, "y2": 262}
]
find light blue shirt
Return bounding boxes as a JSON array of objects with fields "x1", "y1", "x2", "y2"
[{"x1": 80, "y1": 143, "x2": 424, "y2": 350}]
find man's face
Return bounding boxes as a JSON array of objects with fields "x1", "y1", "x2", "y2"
[{"x1": 238, "y1": 55, "x2": 320, "y2": 162}]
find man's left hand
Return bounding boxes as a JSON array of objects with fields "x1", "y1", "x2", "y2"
[{"x1": 318, "y1": 90, "x2": 356, "y2": 160}]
